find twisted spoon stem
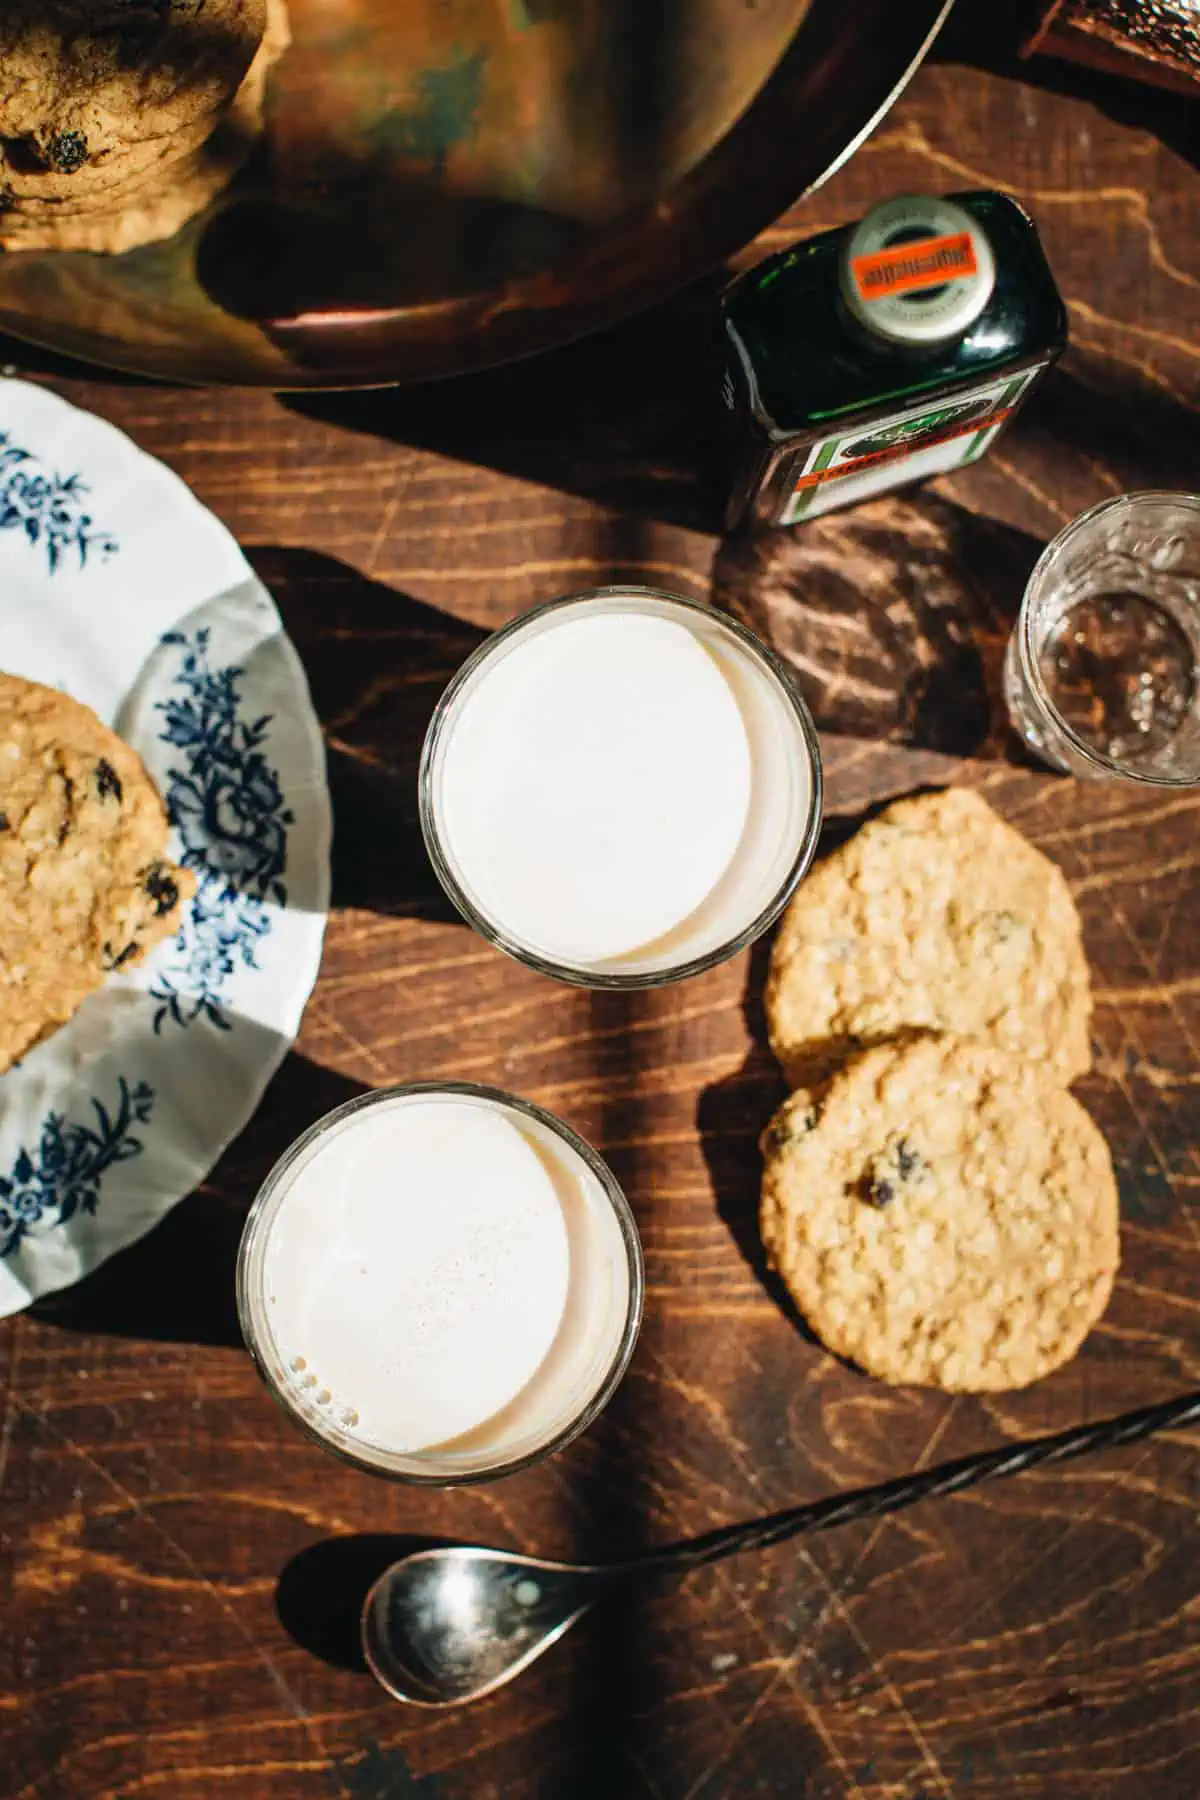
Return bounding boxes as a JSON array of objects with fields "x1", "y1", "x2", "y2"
[{"x1": 627, "y1": 1388, "x2": 1200, "y2": 1579}]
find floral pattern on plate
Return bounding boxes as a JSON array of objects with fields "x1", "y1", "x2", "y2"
[{"x1": 0, "y1": 379, "x2": 330, "y2": 1314}]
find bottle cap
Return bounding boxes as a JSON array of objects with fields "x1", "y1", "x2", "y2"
[{"x1": 839, "y1": 195, "x2": 996, "y2": 347}]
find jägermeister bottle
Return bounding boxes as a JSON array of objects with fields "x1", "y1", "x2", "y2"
[{"x1": 721, "y1": 192, "x2": 1067, "y2": 527}]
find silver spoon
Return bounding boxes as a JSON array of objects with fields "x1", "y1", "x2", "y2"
[{"x1": 361, "y1": 1387, "x2": 1200, "y2": 1707}]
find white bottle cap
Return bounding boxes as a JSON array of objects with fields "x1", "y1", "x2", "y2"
[{"x1": 839, "y1": 195, "x2": 996, "y2": 347}]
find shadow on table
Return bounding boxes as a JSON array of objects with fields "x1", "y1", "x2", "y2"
[
  {"x1": 282, "y1": 271, "x2": 731, "y2": 536},
  {"x1": 277, "y1": 1532, "x2": 463, "y2": 1674},
  {"x1": 30, "y1": 1049, "x2": 367, "y2": 1348},
  {"x1": 713, "y1": 489, "x2": 1044, "y2": 760},
  {"x1": 693, "y1": 931, "x2": 855, "y2": 1367},
  {"x1": 1024, "y1": 363, "x2": 1199, "y2": 496},
  {"x1": 694, "y1": 936, "x2": 800, "y2": 1326},
  {"x1": 247, "y1": 546, "x2": 487, "y2": 924}
]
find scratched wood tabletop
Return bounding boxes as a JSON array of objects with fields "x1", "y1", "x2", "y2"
[{"x1": 3, "y1": 12, "x2": 1199, "y2": 1800}]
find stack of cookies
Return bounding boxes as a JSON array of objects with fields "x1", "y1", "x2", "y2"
[
  {"x1": 760, "y1": 787, "x2": 1119, "y2": 1392},
  {"x1": 0, "y1": 0, "x2": 289, "y2": 255}
]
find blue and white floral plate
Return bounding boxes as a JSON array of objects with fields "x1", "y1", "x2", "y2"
[{"x1": 0, "y1": 379, "x2": 330, "y2": 1315}]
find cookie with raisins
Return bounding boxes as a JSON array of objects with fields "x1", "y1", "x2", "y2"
[
  {"x1": 760, "y1": 1036, "x2": 1119, "y2": 1392},
  {"x1": 0, "y1": 673, "x2": 194, "y2": 1071},
  {"x1": 766, "y1": 787, "x2": 1092, "y2": 1088}
]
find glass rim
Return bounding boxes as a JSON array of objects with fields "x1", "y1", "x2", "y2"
[
  {"x1": 418, "y1": 584, "x2": 824, "y2": 987},
  {"x1": 236, "y1": 1080, "x2": 646, "y2": 1487},
  {"x1": 1017, "y1": 490, "x2": 1200, "y2": 788}
]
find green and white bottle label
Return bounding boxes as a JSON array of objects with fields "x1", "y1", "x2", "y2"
[{"x1": 779, "y1": 365, "x2": 1046, "y2": 523}]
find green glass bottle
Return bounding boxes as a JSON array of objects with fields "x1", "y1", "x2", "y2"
[{"x1": 720, "y1": 191, "x2": 1067, "y2": 528}]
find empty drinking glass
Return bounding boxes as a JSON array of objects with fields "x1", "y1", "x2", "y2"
[{"x1": 1004, "y1": 492, "x2": 1200, "y2": 783}]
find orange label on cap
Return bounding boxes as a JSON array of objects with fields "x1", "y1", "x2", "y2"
[{"x1": 851, "y1": 232, "x2": 977, "y2": 301}]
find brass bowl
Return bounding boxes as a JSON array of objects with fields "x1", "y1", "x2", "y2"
[{"x1": 0, "y1": 0, "x2": 952, "y2": 388}]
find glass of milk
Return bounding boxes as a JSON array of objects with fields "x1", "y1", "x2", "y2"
[
  {"x1": 237, "y1": 1083, "x2": 643, "y2": 1484},
  {"x1": 420, "y1": 587, "x2": 823, "y2": 985}
]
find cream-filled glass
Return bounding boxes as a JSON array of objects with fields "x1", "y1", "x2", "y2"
[
  {"x1": 237, "y1": 1084, "x2": 643, "y2": 1484},
  {"x1": 420, "y1": 587, "x2": 822, "y2": 986}
]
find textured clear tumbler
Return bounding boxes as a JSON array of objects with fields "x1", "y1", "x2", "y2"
[{"x1": 1004, "y1": 492, "x2": 1200, "y2": 783}]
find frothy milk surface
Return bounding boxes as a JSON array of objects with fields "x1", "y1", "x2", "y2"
[
  {"x1": 437, "y1": 611, "x2": 754, "y2": 963},
  {"x1": 261, "y1": 1098, "x2": 571, "y2": 1453}
]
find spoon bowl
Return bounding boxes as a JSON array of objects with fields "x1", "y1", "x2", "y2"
[{"x1": 362, "y1": 1547, "x2": 612, "y2": 1707}]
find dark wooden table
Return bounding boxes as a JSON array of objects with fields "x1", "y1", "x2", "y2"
[{"x1": 3, "y1": 20, "x2": 1199, "y2": 1800}]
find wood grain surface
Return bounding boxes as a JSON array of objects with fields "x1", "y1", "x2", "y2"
[{"x1": 2, "y1": 12, "x2": 1199, "y2": 1798}]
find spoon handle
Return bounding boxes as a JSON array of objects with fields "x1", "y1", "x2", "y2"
[{"x1": 632, "y1": 1388, "x2": 1200, "y2": 1577}]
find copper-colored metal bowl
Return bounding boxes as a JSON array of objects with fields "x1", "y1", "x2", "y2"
[{"x1": 0, "y1": 0, "x2": 952, "y2": 388}]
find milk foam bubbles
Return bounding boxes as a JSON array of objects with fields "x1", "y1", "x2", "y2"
[{"x1": 239, "y1": 1086, "x2": 643, "y2": 1481}]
